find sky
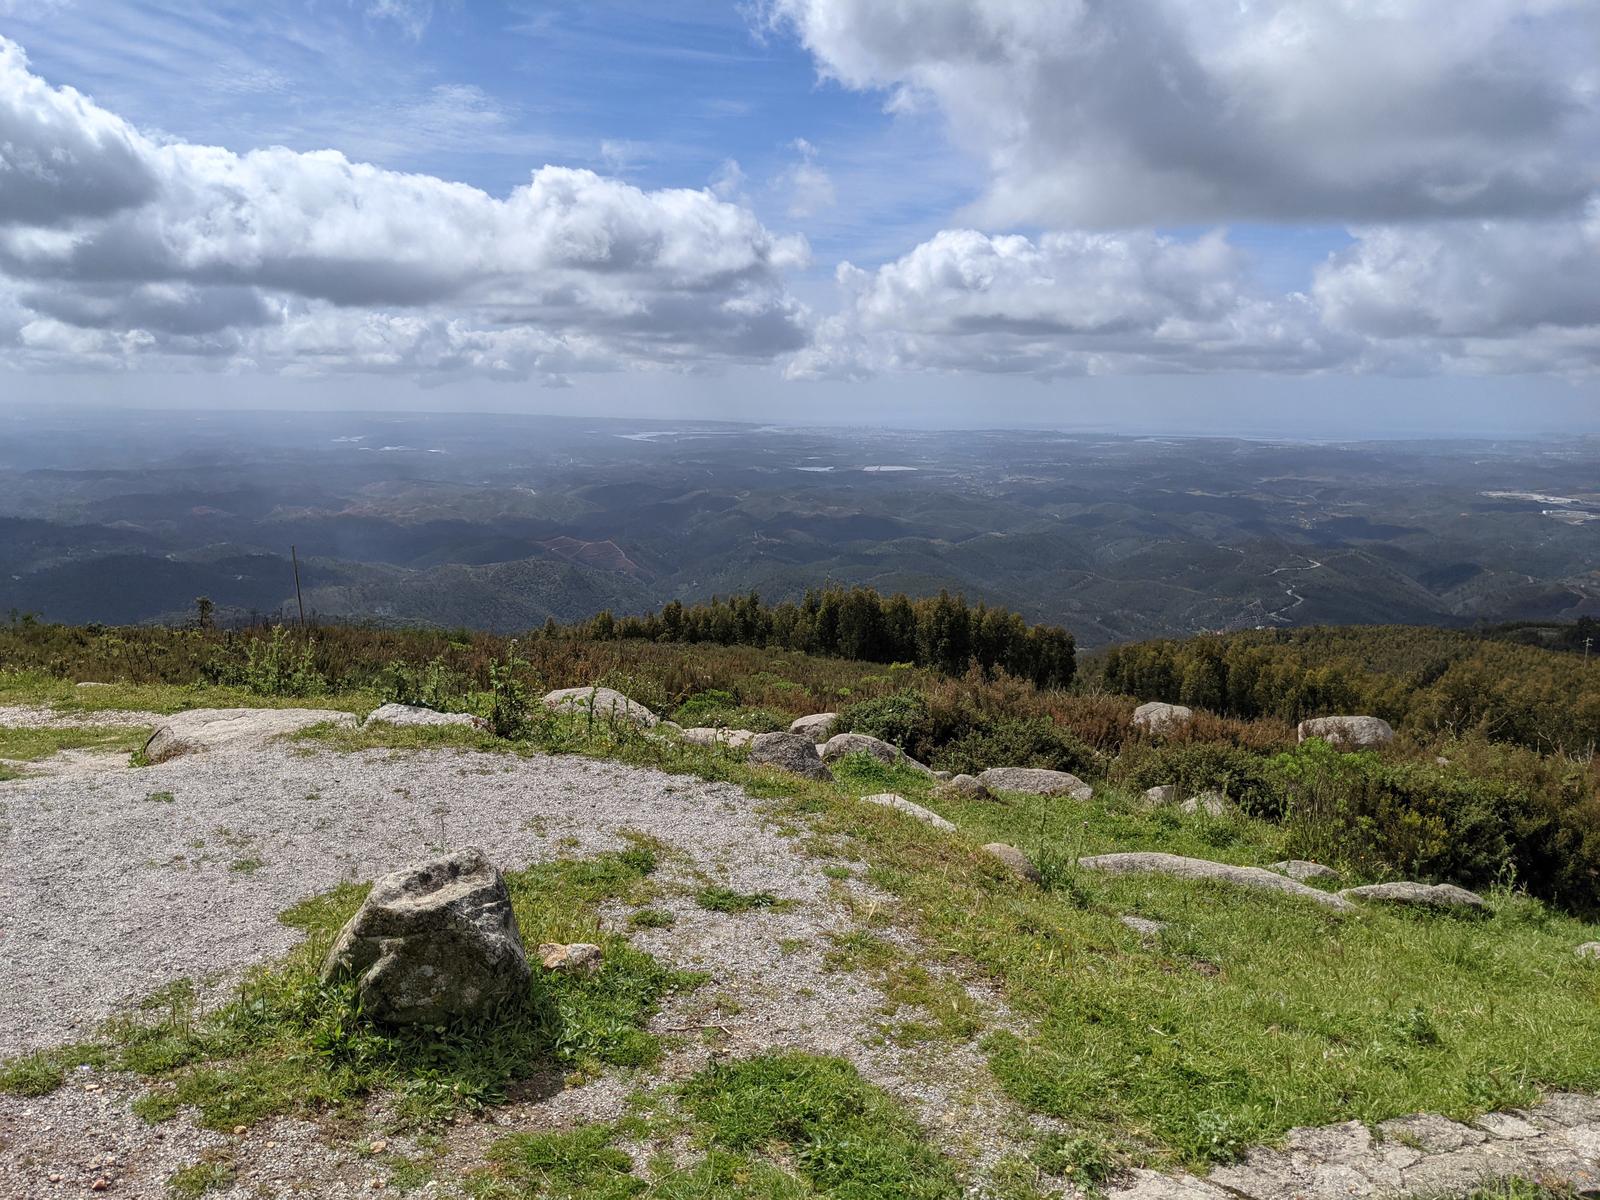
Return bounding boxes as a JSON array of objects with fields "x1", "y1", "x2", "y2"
[{"x1": 0, "y1": 0, "x2": 1597, "y2": 434}]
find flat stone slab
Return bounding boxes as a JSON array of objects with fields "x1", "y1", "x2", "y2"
[
  {"x1": 144, "y1": 708, "x2": 358, "y2": 763},
  {"x1": 859, "y1": 792, "x2": 956, "y2": 831},
  {"x1": 977, "y1": 767, "x2": 1093, "y2": 800},
  {"x1": 1269, "y1": 859, "x2": 1341, "y2": 883},
  {"x1": 1339, "y1": 882, "x2": 1488, "y2": 912},
  {"x1": 1077, "y1": 852, "x2": 1356, "y2": 911},
  {"x1": 365, "y1": 703, "x2": 485, "y2": 730},
  {"x1": 1199, "y1": 1098, "x2": 1600, "y2": 1200}
]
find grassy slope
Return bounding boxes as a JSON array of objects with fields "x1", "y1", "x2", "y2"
[
  {"x1": 291, "y1": 716, "x2": 1600, "y2": 1169},
  {"x1": 4, "y1": 660, "x2": 1600, "y2": 1185}
]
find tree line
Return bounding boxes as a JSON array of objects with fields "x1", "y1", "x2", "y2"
[
  {"x1": 1099, "y1": 625, "x2": 1600, "y2": 754},
  {"x1": 560, "y1": 587, "x2": 1077, "y2": 689}
]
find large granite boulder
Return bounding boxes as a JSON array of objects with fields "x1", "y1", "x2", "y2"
[
  {"x1": 366, "y1": 703, "x2": 486, "y2": 730},
  {"x1": 1077, "y1": 852, "x2": 1355, "y2": 911},
  {"x1": 789, "y1": 713, "x2": 840, "y2": 740},
  {"x1": 541, "y1": 687, "x2": 658, "y2": 728},
  {"x1": 748, "y1": 732, "x2": 833, "y2": 780},
  {"x1": 1132, "y1": 701, "x2": 1195, "y2": 736},
  {"x1": 321, "y1": 849, "x2": 531, "y2": 1025},
  {"x1": 143, "y1": 708, "x2": 358, "y2": 763},
  {"x1": 977, "y1": 767, "x2": 1093, "y2": 800},
  {"x1": 1338, "y1": 881, "x2": 1488, "y2": 912},
  {"x1": 1297, "y1": 715, "x2": 1395, "y2": 750}
]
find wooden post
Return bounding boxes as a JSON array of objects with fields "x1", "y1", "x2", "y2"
[{"x1": 291, "y1": 545, "x2": 306, "y2": 627}]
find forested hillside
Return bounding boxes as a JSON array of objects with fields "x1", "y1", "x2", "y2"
[{"x1": 1099, "y1": 625, "x2": 1600, "y2": 754}]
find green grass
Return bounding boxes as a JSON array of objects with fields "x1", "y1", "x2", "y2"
[
  {"x1": 9, "y1": 684, "x2": 1600, "y2": 1173},
  {"x1": 0, "y1": 848, "x2": 702, "y2": 1128},
  {"x1": 694, "y1": 886, "x2": 784, "y2": 914},
  {"x1": 334, "y1": 710, "x2": 1600, "y2": 1168},
  {"x1": 0, "y1": 668, "x2": 382, "y2": 717},
  {"x1": 0, "y1": 724, "x2": 151, "y2": 769},
  {"x1": 165, "y1": 1154, "x2": 235, "y2": 1198},
  {"x1": 474, "y1": 1053, "x2": 963, "y2": 1199}
]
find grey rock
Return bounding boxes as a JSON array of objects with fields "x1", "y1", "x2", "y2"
[
  {"x1": 982, "y1": 842, "x2": 1042, "y2": 884},
  {"x1": 748, "y1": 732, "x2": 833, "y2": 780},
  {"x1": 1269, "y1": 860, "x2": 1341, "y2": 883},
  {"x1": 143, "y1": 707, "x2": 357, "y2": 763},
  {"x1": 934, "y1": 773, "x2": 995, "y2": 802},
  {"x1": 1474, "y1": 1112, "x2": 1543, "y2": 1140},
  {"x1": 680, "y1": 727, "x2": 755, "y2": 749},
  {"x1": 1576, "y1": 941, "x2": 1600, "y2": 959},
  {"x1": 822, "y1": 731, "x2": 905, "y2": 766},
  {"x1": 788, "y1": 712, "x2": 839, "y2": 740},
  {"x1": 1339, "y1": 881, "x2": 1488, "y2": 912},
  {"x1": 541, "y1": 686, "x2": 658, "y2": 728},
  {"x1": 1297, "y1": 715, "x2": 1395, "y2": 750},
  {"x1": 932, "y1": 770, "x2": 953, "y2": 782},
  {"x1": 859, "y1": 792, "x2": 956, "y2": 832},
  {"x1": 537, "y1": 942, "x2": 602, "y2": 975},
  {"x1": 365, "y1": 703, "x2": 486, "y2": 730},
  {"x1": 75, "y1": 681, "x2": 112, "y2": 689},
  {"x1": 1143, "y1": 784, "x2": 1180, "y2": 806},
  {"x1": 1120, "y1": 915, "x2": 1167, "y2": 937},
  {"x1": 1378, "y1": 1113, "x2": 1488, "y2": 1153},
  {"x1": 1530, "y1": 1091, "x2": 1600, "y2": 1127},
  {"x1": 977, "y1": 767, "x2": 1093, "y2": 800},
  {"x1": 321, "y1": 848, "x2": 530, "y2": 1025},
  {"x1": 1077, "y1": 852, "x2": 1356, "y2": 912},
  {"x1": 1132, "y1": 701, "x2": 1195, "y2": 736},
  {"x1": 1106, "y1": 1169, "x2": 1230, "y2": 1200},
  {"x1": 1181, "y1": 791, "x2": 1227, "y2": 816}
]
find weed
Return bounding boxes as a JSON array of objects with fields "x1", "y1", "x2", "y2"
[
  {"x1": 165, "y1": 1153, "x2": 235, "y2": 1198},
  {"x1": 695, "y1": 887, "x2": 782, "y2": 914},
  {"x1": 629, "y1": 908, "x2": 675, "y2": 930},
  {"x1": 680, "y1": 1052, "x2": 962, "y2": 1199}
]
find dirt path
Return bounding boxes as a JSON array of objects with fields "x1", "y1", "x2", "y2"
[{"x1": 0, "y1": 742, "x2": 1034, "y2": 1197}]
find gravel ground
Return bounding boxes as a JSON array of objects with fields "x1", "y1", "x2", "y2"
[
  {"x1": 0, "y1": 706, "x2": 165, "y2": 730},
  {"x1": 1, "y1": 739, "x2": 1041, "y2": 1197}
]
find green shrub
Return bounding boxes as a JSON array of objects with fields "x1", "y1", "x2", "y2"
[
  {"x1": 1123, "y1": 742, "x2": 1277, "y2": 816},
  {"x1": 840, "y1": 690, "x2": 932, "y2": 751},
  {"x1": 380, "y1": 655, "x2": 471, "y2": 712},
  {"x1": 210, "y1": 626, "x2": 325, "y2": 697},
  {"x1": 933, "y1": 717, "x2": 1099, "y2": 778},
  {"x1": 1268, "y1": 740, "x2": 1517, "y2": 890}
]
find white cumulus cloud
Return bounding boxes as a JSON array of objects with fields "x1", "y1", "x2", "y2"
[
  {"x1": 0, "y1": 37, "x2": 811, "y2": 381},
  {"x1": 765, "y1": 0, "x2": 1600, "y2": 228}
]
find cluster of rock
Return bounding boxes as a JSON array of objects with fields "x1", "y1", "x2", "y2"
[
  {"x1": 1078, "y1": 851, "x2": 1494, "y2": 916},
  {"x1": 1109, "y1": 1096, "x2": 1600, "y2": 1200}
]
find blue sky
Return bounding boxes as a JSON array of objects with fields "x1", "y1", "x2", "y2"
[{"x1": 0, "y1": 0, "x2": 1595, "y2": 432}]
